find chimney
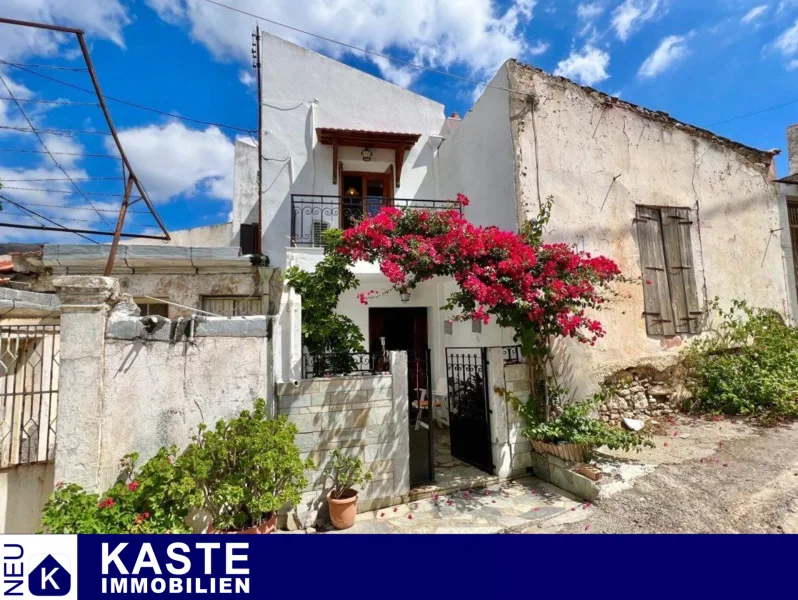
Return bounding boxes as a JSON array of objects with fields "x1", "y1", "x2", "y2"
[{"x1": 788, "y1": 123, "x2": 798, "y2": 176}]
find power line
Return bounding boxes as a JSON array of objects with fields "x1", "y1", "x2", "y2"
[
  {"x1": 0, "y1": 194, "x2": 100, "y2": 244},
  {"x1": 4, "y1": 209, "x2": 107, "y2": 224},
  {"x1": 199, "y1": 0, "x2": 520, "y2": 95},
  {"x1": 4, "y1": 200, "x2": 151, "y2": 214},
  {"x1": 202, "y1": 0, "x2": 798, "y2": 132},
  {"x1": 2, "y1": 186, "x2": 142, "y2": 198},
  {"x1": 710, "y1": 98, "x2": 798, "y2": 128},
  {"x1": 0, "y1": 176, "x2": 121, "y2": 182},
  {"x1": 0, "y1": 125, "x2": 112, "y2": 136},
  {"x1": 0, "y1": 61, "x2": 87, "y2": 72},
  {"x1": 0, "y1": 96, "x2": 100, "y2": 107},
  {"x1": 0, "y1": 148, "x2": 121, "y2": 159},
  {"x1": 0, "y1": 72, "x2": 113, "y2": 228},
  {"x1": 0, "y1": 59, "x2": 255, "y2": 134}
]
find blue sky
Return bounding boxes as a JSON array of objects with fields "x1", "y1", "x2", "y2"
[{"x1": 1, "y1": 0, "x2": 797, "y2": 243}]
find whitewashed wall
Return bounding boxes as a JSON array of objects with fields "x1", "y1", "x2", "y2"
[
  {"x1": 436, "y1": 64, "x2": 517, "y2": 231},
  {"x1": 242, "y1": 33, "x2": 447, "y2": 268},
  {"x1": 506, "y1": 61, "x2": 794, "y2": 397}
]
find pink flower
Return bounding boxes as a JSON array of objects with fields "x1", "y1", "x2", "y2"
[
  {"x1": 128, "y1": 481, "x2": 139, "y2": 492},
  {"x1": 98, "y1": 497, "x2": 115, "y2": 509}
]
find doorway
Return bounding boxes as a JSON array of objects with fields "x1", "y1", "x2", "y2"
[
  {"x1": 369, "y1": 307, "x2": 433, "y2": 485},
  {"x1": 340, "y1": 171, "x2": 393, "y2": 230}
]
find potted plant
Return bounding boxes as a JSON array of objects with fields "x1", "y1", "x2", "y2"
[
  {"x1": 498, "y1": 387, "x2": 654, "y2": 463},
  {"x1": 322, "y1": 450, "x2": 373, "y2": 530},
  {"x1": 179, "y1": 399, "x2": 314, "y2": 533}
]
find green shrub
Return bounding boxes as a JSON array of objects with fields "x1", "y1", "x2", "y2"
[
  {"x1": 178, "y1": 399, "x2": 314, "y2": 531},
  {"x1": 41, "y1": 399, "x2": 313, "y2": 533},
  {"x1": 284, "y1": 228, "x2": 366, "y2": 369},
  {"x1": 40, "y1": 447, "x2": 192, "y2": 534},
  {"x1": 683, "y1": 299, "x2": 798, "y2": 423},
  {"x1": 499, "y1": 386, "x2": 653, "y2": 454},
  {"x1": 322, "y1": 449, "x2": 372, "y2": 499}
]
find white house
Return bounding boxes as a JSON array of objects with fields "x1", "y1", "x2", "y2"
[{"x1": 9, "y1": 31, "x2": 795, "y2": 497}]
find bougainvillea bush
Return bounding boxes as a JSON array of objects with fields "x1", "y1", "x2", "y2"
[{"x1": 335, "y1": 194, "x2": 622, "y2": 357}]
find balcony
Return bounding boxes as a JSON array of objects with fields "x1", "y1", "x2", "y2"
[{"x1": 290, "y1": 194, "x2": 461, "y2": 248}]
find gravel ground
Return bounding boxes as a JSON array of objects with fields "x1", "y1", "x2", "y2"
[{"x1": 523, "y1": 416, "x2": 798, "y2": 534}]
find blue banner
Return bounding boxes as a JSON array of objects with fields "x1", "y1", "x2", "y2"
[{"x1": 2, "y1": 534, "x2": 792, "y2": 598}]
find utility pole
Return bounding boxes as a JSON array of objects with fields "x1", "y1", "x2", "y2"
[{"x1": 252, "y1": 25, "x2": 263, "y2": 255}]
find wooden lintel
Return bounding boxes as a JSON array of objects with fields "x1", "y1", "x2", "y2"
[{"x1": 332, "y1": 139, "x2": 339, "y2": 185}]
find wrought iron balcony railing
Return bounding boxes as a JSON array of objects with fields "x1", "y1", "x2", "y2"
[{"x1": 290, "y1": 194, "x2": 462, "y2": 247}]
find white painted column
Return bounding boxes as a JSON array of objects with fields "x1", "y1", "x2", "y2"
[
  {"x1": 52, "y1": 276, "x2": 118, "y2": 491},
  {"x1": 486, "y1": 346, "x2": 512, "y2": 478},
  {"x1": 390, "y1": 351, "x2": 410, "y2": 498}
]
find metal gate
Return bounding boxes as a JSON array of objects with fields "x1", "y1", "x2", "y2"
[
  {"x1": 0, "y1": 325, "x2": 60, "y2": 468},
  {"x1": 445, "y1": 347, "x2": 493, "y2": 473},
  {"x1": 408, "y1": 349, "x2": 434, "y2": 485}
]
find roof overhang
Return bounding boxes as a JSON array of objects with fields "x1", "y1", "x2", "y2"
[
  {"x1": 776, "y1": 173, "x2": 798, "y2": 185},
  {"x1": 315, "y1": 127, "x2": 421, "y2": 188}
]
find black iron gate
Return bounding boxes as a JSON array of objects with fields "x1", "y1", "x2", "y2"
[
  {"x1": 408, "y1": 349, "x2": 434, "y2": 485},
  {"x1": 445, "y1": 347, "x2": 493, "y2": 473}
]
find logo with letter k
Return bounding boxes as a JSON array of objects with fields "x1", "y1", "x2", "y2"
[{"x1": 28, "y1": 555, "x2": 71, "y2": 597}]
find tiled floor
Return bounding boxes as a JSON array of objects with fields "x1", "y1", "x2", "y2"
[{"x1": 321, "y1": 476, "x2": 582, "y2": 534}]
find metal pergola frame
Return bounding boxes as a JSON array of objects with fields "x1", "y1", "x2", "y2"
[{"x1": 0, "y1": 17, "x2": 171, "y2": 274}]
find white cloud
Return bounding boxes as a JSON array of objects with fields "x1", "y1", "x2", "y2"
[
  {"x1": 789, "y1": 59, "x2": 798, "y2": 69},
  {"x1": 577, "y1": 1, "x2": 606, "y2": 21},
  {"x1": 108, "y1": 122, "x2": 235, "y2": 203},
  {"x1": 238, "y1": 69, "x2": 256, "y2": 89},
  {"x1": 554, "y1": 45, "x2": 610, "y2": 85},
  {"x1": 145, "y1": 0, "x2": 546, "y2": 87},
  {"x1": 611, "y1": 0, "x2": 667, "y2": 41},
  {"x1": 638, "y1": 34, "x2": 690, "y2": 78},
  {"x1": 0, "y1": 0, "x2": 129, "y2": 61},
  {"x1": 742, "y1": 5, "x2": 769, "y2": 23},
  {"x1": 775, "y1": 19, "x2": 798, "y2": 57}
]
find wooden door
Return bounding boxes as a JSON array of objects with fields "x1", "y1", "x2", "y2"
[{"x1": 340, "y1": 171, "x2": 391, "y2": 229}]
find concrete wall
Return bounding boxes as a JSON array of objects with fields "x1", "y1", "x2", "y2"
[
  {"x1": 0, "y1": 462, "x2": 54, "y2": 534},
  {"x1": 241, "y1": 32, "x2": 447, "y2": 268},
  {"x1": 276, "y1": 352, "x2": 409, "y2": 526},
  {"x1": 124, "y1": 222, "x2": 234, "y2": 248},
  {"x1": 436, "y1": 64, "x2": 517, "y2": 231},
  {"x1": 52, "y1": 276, "x2": 271, "y2": 493},
  {"x1": 506, "y1": 60, "x2": 794, "y2": 397}
]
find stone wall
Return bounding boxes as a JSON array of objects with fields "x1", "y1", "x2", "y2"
[
  {"x1": 598, "y1": 365, "x2": 686, "y2": 424},
  {"x1": 276, "y1": 352, "x2": 410, "y2": 527},
  {"x1": 52, "y1": 276, "x2": 271, "y2": 493},
  {"x1": 486, "y1": 347, "x2": 535, "y2": 479}
]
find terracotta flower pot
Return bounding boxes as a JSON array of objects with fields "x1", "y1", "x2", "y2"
[
  {"x1": 328, "y1": 489, "x2": 358, "y2": 530},
  {"x1": 208, "y1": 512, "x2": 277, "y2": 534}
]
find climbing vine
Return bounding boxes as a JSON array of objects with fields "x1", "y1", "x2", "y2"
[{"x1": 284, "y1": 229, "x2": 365, "y2": 358}]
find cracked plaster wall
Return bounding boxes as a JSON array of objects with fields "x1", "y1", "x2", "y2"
[{"x1": 506, "y1": 61, "x2": 793, "y2": 398}]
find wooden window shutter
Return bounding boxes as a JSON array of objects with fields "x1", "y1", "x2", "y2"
[
  {"x1": 636, "y1": 206, "x2": 676, "y2": 336},
  {"x1": 660, "y1": 207, "x2": 692, "y2": 334},
  {"x1": 240, "y1": 223, "x2": 259, "y2": 255},
  {"x1": 673, "y1": 208, "x2": 701, "y2": 333}
]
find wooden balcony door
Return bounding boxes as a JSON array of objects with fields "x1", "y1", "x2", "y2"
[{"x1": 340, "y1": 170, "x2": 393, "y2": 230}]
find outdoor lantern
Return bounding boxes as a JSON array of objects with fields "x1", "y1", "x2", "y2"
[
  {"x1": 400, "y1": 290, "x2": 411, "y2": 303},
  {"x1": 345, "y1": 187, "x2": 359, "y2": 197},
  {"x1": 361, "y1": 147, "x2": 373, "y2": 162}
]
